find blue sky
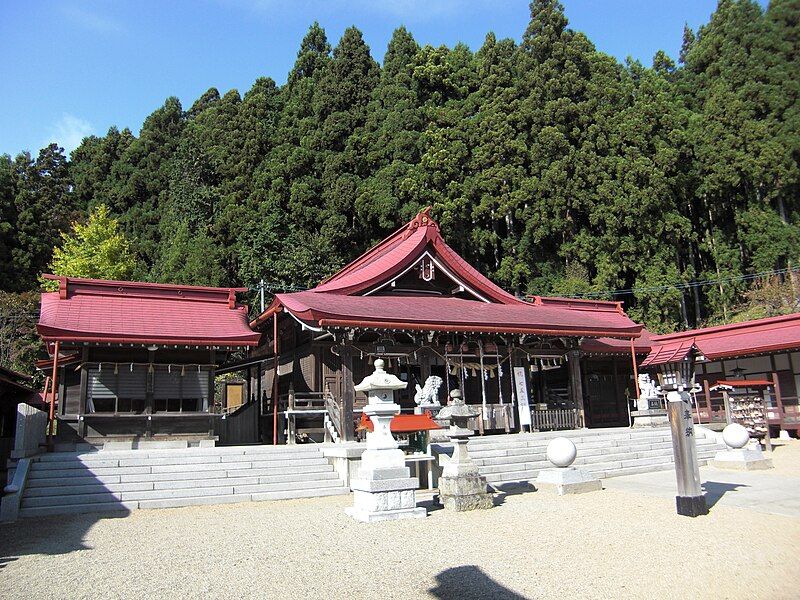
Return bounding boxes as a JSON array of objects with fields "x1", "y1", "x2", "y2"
[{"x1": 1, "y1": 1, "x2": 739, "y2": 157}]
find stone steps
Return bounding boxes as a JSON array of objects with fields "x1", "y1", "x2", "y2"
[
  {"x1": 469, "y1": 428, "x2": 726, "y2": 486},
  {"x1": 19, "y1": 445, "x2": 348, "y2": 518}
]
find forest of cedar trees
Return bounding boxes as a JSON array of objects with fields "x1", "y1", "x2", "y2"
[{"x1": 1, "y1": 0, "x2": 798, "y2": 376}]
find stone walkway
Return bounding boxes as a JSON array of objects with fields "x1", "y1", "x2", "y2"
[{"x1": 604, "y1": 438, "x2": 800, "y2": 518}]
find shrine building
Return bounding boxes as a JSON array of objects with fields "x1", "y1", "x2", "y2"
[{"x1": 249, "y1": 208, "x2": 644, "y2": 444}]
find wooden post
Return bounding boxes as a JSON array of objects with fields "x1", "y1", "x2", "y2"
[
  {"x1": 568, "y1": 348, "x2": 586, "y2": 428},
  {"x1": 630, "y1": 338, "x2": 640, "y2": 400},
  {"x1": 287, "y1": 384, "x2": 296, "y2": 445},
  {"x1": 418, "y1": 347, "x2": 431, "y2": 382},
  {"x1": 47, "y1": 341, "x2": 61, "y2": 445},
  {"x1": 340, "y1": 344, "x2": 355, "y2": 442},
  {"x1": 78, "y1": 347, "x2": 89, "y2": 439},
  {"x1": 272, "y1": 313, "x2": 280, "y2": 445},
  {"x1": 722, "y1": 390, "x2": 731, "y2": 424},
  {"x1": 761, "y1": 390, "x2": 773, "y2": 453},
  {"x1": 703, "y1": 379, "x2": 712, "y2": 424},
  {"x1": 771, "y1": 372, "x2": 785, "y2": 433}
]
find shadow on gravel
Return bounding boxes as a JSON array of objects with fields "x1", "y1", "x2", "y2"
[
  {"x1": 702, "y1": 480, "x2": 749, "y2": 510},
  {"x1": 430, "y1": 565, "x2": 528, "y2": 600},
  {"x1": 491, "y1": 482, "x2": 537, "y2": 506},
  {"x1": 0, "y1": 509, "x2": 129, "y2": 566}
]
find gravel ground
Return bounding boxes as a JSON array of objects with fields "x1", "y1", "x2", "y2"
[
  {"x1": 2, "y1": 444, "x2": 799, "y2": 600},
  {"x1": 766, "y1": 437, "x2": 800, "y2": 476}
]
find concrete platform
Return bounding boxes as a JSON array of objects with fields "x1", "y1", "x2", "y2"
[{"x1": 602, "y1": 465, "x2": 800, "y2": 518}]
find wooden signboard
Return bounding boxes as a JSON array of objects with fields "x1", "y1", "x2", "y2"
[{"x1": 513, "y1": 366, "x2": 532, "y2": 427}]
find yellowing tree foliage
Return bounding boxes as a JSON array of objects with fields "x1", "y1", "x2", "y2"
[{"x1": 46, "y1": 204, "x2": 138, "y2": 286}]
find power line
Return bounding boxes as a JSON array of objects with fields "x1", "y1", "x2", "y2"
[{"x1": 563, "y1": 266, "x2": 800, "y2": 299}]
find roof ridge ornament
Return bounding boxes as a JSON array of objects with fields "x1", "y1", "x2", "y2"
[{"x1": 403, "y1": 206, "x2": 439, "y2": 240}]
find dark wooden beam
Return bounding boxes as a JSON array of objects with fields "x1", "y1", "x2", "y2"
[
  {"x1": 568, "y1": 348, "x2": 586, "y2": 428},
  {"x1": 340, "y1": 344, "x2": 355, "y2": 442}
]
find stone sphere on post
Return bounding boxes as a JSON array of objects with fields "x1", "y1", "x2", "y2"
[
  {"x1": 722, "y1": 423, "x2": 750, "y2": 449},
  {"x1": 546, "y1": 437, "x2": 577, "y2": 468}
]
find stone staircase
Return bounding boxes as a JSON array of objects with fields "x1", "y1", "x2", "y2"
[
  {"x1": 19, "y1": 444, "x2": 348, "y2": 518},
  {"x1": 468, "y1": 427, "x2": 726, "y2": 486}
]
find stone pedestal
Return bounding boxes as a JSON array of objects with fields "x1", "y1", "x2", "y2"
[
  {"x1": 631, "y1": 409, "x2": 669, "y2": 428},
  {"x1": 710, "y1": 448, "x2": 773, "y2": 471},
  {"x1": 437, "y1": 434, "x2": 493, "y2": 511},
  {"x1": 710, "y1": 423, "x2": 773, "y2": 471},
  {"x1": 535, "y1": 467, "x2": 603, "y2": 495},
  {"x1": 535, "y1": 437, "x2": 601, "y2": 495},
  {"x1": 345, "y1": 360, "x2": 426, "y2": 523}
]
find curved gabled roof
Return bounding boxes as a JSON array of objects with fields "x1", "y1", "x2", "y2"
[
  {"x1": 312, "y1": 207, "x2": 522, "y2": 304},
  {"x1": 273, "y1": 291, "x2": 643, "y2": 337},
  {"x1": 251, "y1": 208, "x2": 643, "y2": 339}
]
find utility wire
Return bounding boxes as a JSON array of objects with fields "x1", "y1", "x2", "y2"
[{"x1": 562, "y1": 266, "x2": 800, "y2": 299}]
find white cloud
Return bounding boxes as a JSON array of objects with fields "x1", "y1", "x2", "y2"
[
  {"x1": 45, "y1": 114, "x2": 96, "y2": 155},
  {"x1": 60, "y1": 4, "x2": 124, "y2": 35}
]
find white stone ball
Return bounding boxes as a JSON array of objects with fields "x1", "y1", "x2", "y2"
[
  {"x1": 722, "y1": 423, "x2": 750, "y2": 449},
  {"x1": 547, "y1": 437, "x2": 577, "y2": 468}
]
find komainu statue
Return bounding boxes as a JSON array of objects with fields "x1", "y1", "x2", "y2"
[{"x1": 414, "y1": 375, "x2": 443, "y2": 406}]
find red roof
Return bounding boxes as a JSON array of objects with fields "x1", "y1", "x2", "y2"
[
  {"x1": 581, "y1": 329, "x2": 653, "y2": 355},
  {"x1": 641, "y1": 313, "x2": 800, "y2": 366},
  {"x1": 314, "y1": 208, "x2": 521, "y2": 304},
  {"x1": 359, "y1": 412, "x2": 441, "y2": 433},
  {"x1": 640, "y1": 338, "x2": 696, "y2": 367},
  {"x1": 253, "y1": 209, "x2": 643, "y2": 339},
  {"x1": 38, "y1": 276, "x2": 261, "y2": 347},
  {"x1": 275, "y1": 291, "x2": 642, "y2": 337}
]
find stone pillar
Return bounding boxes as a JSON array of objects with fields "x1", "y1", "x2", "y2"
[{"x1": 568, "y1": 349, "x2": 586, "y2": 427}]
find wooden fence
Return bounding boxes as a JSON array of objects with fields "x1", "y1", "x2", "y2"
[{"x1": 530, "y1": 408, "x2": 581, "y2": 431}]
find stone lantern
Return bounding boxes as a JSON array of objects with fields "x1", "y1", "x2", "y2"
[
  {"x1": 436, "y1": 389, "x2": 493, "y2": 511},
  {"x1": 345, "y1": 359, "x2": 426, "y2": 522}
]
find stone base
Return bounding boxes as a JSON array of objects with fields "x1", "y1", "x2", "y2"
[
  {"x1": 676, "y1": 494, "x2": 708, "y2": 517},
  {"x1": 438, "y1": 473, "x2": 494, "y2": 511},
  {"x1": 711, "y1": 448, "x2": 773, "y2": 471},
  {"x1": 631, "y1": 409, "x2": 669, "y2": 428},
  {"x1": 347, "y1": 463, "x2": 426, "y2": 522},
  {"x1": 535, "y1": 467, "x2": 602, "y2": 496},
  {"x1": 345, "y1": 505, "x2": 427, "y2": 523}
]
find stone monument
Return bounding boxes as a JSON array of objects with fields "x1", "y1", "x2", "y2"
[
  {"x1": 345, "y1": 359, "x2": 427, "y2": 522},
  {"x1": 535, "y1": 437, "x2": 602, "y2": 495},
  {"x1": 710, "y1": 423, "x2": 773, "y2": 471},
  {"x1": 436, "y1": 389, "x2": 494, "y2": 511}
]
